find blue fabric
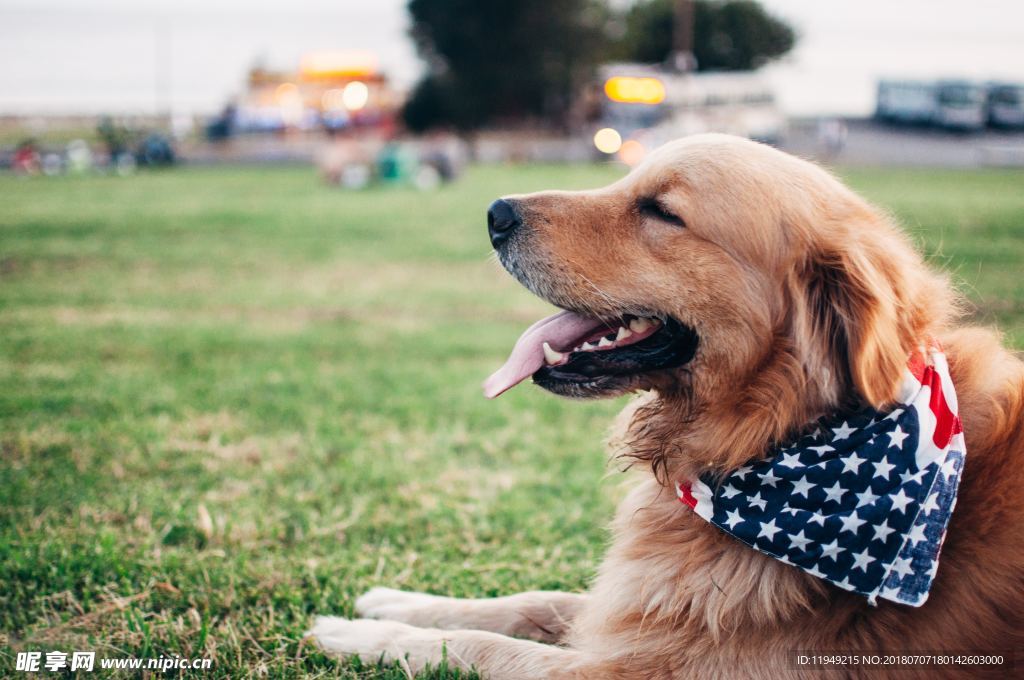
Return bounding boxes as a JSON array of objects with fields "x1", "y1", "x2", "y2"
[{"x1": 688, "y1": 404, "x2": 963, "y2": 606}]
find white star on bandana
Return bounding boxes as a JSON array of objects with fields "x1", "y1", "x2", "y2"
[{"x1": 832, "y1": 421, "x2": 857, "y2": 440}]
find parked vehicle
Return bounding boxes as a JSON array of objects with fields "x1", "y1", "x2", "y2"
[
  {"x1": 875, "y1": 79, "x2": 986, "y2": 131},
  {"x1": 933, "y1": 80, "x2": 987, "y2": 130},
  {"x1": 876, "y1": 80, "x2": 935, "y2": 125},
  {"x1": 587, "y1": 63, "x2": 784, "y2": 165},
  {"x1": 987, "y1": 82, "x2": 1024, "y2": 128}
]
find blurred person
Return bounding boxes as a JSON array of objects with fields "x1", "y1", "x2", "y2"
[
  {"x1": 135, "y1": 133, "x2": 176, "y2": 167},
  {"x1": 317, "y1": 128, "x2": 379, "y2": 188},
  {"x1": 419, "y1": 130, "x2": 467, "y2": 183},
  {"x1": 97, "y1": 116, "x2": 129, "y2": 165},
  {"x1": 11, "y1": 139, "x2": 41, "y2": 175},
  {"x1": 66, "y1": 140, "x2": 93, "y2": 174},
  {"x1": 41, "y1": 153, "x2": 63, "y2": 176},
  {"x1": 376, "y1": 139, "x2": 417, "y2": 184},
  {"x1": 205, "y1": 102, "x2": 237, "y2": 143},
  {"x1": 817, "y1": 117, "x2": 848, "y2": 159}
]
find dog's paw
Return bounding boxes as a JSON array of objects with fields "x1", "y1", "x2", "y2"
[
  {"x1": 307, "y1": 616, "x2": 431, "y2": 667},
  {"x1": 355, "y1": 587, "x2": 447, "y2": 621}
]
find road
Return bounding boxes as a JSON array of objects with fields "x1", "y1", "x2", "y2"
[{"x1": 781, "y1": 119, "x2": 1024, "y2": 168}]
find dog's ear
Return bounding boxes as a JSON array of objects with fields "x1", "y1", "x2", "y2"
[{"x1": 804, "y1": 232, "x2": 915, "y2": 408}]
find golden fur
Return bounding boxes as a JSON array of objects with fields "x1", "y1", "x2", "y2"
[{"x1": 311, "y1": 134, "x2": 1024, "y2": 678}]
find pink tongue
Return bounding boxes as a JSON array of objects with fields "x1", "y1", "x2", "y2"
[{"x1": 483, "y1": 310, "x2": 605, "y2": 399}]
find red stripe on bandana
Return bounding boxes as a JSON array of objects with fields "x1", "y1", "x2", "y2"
[
  {"x1": 922, "y1": 365, "x2": 963, "y2": 449},
  {"x1": 677, "y1": 481, "x2": 698, "y2": 508}
]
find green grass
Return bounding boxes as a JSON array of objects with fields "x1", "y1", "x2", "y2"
[{"x1": 1, "y1": 163, "x2": 1022, "y2": 677}]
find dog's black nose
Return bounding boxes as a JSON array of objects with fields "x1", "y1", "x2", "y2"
[{"x1": 487, "y1": 198, "x2": 520, "y2": 249}]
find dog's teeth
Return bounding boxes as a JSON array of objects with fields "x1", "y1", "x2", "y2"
[
  {"x1": 615, "y1": 326, "x2": 632, "y2": 341},
  {"x1": 629, "y1": 317, "x2": 653, "y2": 333},
  {"x1": 581, "y1": 341, "x2": 595, "y2": 351},
  {"x1": 598, "y1": 336, "x2": 613, "y2": 347},
  {"x1": 542, "y1": 342, "x2": 564, "y2": 365}
]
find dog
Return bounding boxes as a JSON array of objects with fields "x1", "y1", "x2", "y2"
[{"x1": 311, "y1": 134, "x2": 1024, "y2": 678}]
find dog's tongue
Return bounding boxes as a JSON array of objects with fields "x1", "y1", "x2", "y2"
[{"x1": 483, "y1": 310, "x2": 603, "y2": 399}]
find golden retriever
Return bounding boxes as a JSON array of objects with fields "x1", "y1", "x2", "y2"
[{"x1": 311, "y1": 134, "x2": 1024, "y2": 678}]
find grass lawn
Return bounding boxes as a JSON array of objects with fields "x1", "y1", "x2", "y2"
[{"x1": 1, "y1": 162, "x2": 1022, "y2": 677}]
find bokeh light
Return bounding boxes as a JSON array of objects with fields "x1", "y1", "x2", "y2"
[
  {"x1": 604, "y1": 77, "x2": 666, "y2": 105},
  {"x1": 593, "y1": 127, "x2": 622, "y2": 154},
  {"x1": 618, "y1": 139, "x2": 646, "y2": 166},
  {"x1": 342, "y1": 81, "x2": 369, "y2": 111}
]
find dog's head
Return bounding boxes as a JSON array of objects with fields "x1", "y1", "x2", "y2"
[{"x1": 485, "y1": 134, "x2": 956, "y2": 475}]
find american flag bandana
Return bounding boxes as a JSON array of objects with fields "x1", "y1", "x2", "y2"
[{"x1": 677, "y1": 343, "x2": 965, "y2": 606}]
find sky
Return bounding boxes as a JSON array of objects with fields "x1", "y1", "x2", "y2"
[{"x1": 1, "y1": 0, "x2": 1022, "y2": 117}]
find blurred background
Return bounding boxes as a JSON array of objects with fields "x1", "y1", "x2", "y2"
[
  {"x1": 3, "y1": 0, "x2": 1024, "y2": 174},
  {"x1": 1, "y1": 2, "x2": 1022, "y2": 677}
]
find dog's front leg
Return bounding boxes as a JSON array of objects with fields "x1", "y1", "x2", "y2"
[
  {"x1": 355, "y1": 588, "x2": 588, "y2": 643},
  {"x1": 309, "y1": 617, "x2": 584, "y2": 679}
]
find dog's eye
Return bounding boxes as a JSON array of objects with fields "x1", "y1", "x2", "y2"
[{"x1": 638, "y1": 199, "x2": 685, "y2": 228}]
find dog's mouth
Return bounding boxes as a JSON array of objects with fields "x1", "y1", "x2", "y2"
[{"x1": 483, "y1": 310, "x2": 699, "y2": 399}]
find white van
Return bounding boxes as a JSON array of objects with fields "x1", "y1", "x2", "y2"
[
  {"x1": 987, "y1": 83, "x2": 1024, "y2": 128},
  {"x1": 876, "y1": 79, "x2": 986, "y2": 131}
]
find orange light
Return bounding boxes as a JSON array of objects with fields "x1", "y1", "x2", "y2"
[
  {"x1": 618, "y1": 139, "x2": 646, "y2": 166},
  {"x1": 604, "y1": 77, "x2": 666, "y2": 105},
  {"x1": 300, "y1": 50, "x2": 377, "y2": 80}
]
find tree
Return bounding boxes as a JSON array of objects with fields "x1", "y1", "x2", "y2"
[
  {"x1": 614, "y1": 0, "x2": 796, "y2": 71},
  {"x1": 402, "y1": 0, "x2": 609, "y2": 132}
]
